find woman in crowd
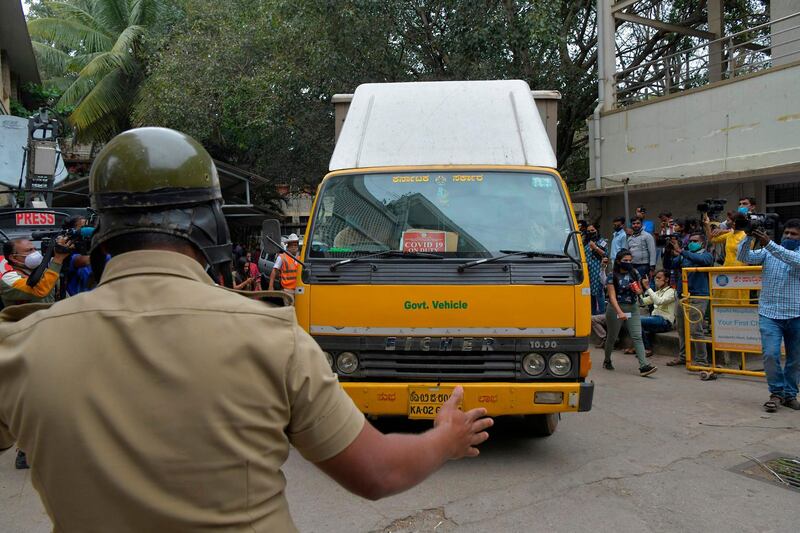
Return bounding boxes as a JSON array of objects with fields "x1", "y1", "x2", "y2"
[
  {"x1": 604, "y1": 249, "x2": 657, "y2": 377},
  {"x1": 245, "y1": 251, "x2": 262, "y2": 290},
  {"x1": 639, "y1": 270, "x2": 677, "y2": 357},
  {"x1": 232, "y1": 258, "x2": 254, "y2": 291},
  {"x1": 584, "y1": 223, "x2": 608, "y2": 315}
]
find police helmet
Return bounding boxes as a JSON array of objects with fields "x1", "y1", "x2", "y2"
[{"x1": 89, "y1": 127, "x2": 232, "y2": 269}]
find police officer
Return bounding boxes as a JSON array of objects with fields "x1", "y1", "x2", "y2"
[{"x1": 0, "y1": 128, "x2": 492, "y2": 532}]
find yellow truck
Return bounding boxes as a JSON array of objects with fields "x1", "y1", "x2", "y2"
[{"x1": 290, "y1": 81, "x2": 592, "y2": 436}]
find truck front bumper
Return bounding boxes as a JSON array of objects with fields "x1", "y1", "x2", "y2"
[{"x1": 341, "y1": 381, "x2": 594, "y2": 417}]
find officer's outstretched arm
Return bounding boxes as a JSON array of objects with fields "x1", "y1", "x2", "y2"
[{"x1": 315, "y1": 387, "x2": 492, "y2": 501}]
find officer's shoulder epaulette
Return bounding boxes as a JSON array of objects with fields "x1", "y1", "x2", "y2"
[{"x1": 219, "y1": 287, "x2": 293, "y2": 308}]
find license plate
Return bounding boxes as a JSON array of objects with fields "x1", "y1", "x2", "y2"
[{"x1": 408, "y1": 386, "x2": 454, "y2": 419}]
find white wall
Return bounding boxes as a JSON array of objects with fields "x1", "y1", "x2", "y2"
[
  {"x1": 772, "y1": 0, "x2": 800, "y2": 67},
  {"x1": 588, "y1": 63, "x2": 800, "y2": 187}
]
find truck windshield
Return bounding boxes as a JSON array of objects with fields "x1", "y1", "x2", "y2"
[{"x1": 307, "y1": 171, "x2": 575, "y2": 258}]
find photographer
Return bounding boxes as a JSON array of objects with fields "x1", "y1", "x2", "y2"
[
  {"x1": 1, "y1": 238, "x2": 69, "y2": 307},
  {"x1": 662, "y1": 218, "x2": 688, "y2": 287},
  {"x1": 60, "y1": 216, "x2": 94, "y2": 296},
  {"x1": 704, "y1": 212, "x2": 749, "y2": 268},
  {"x1": 666, "y1": 232, "x2": 713, "y2": 367},
  {"x1": 737, "y1": 219, "x2": 800, "y2": 412}
]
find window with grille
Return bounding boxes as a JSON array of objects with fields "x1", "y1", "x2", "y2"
[{"x1": 766, "y1": 182, "x2": 800, "y2": 221}]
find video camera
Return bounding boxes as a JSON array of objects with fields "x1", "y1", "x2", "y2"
[
  {"x1": 742, "y1": 213, "x2": 780, "y2": 237},
  {"x1": 31, "y1": 226, "x2": 96, "y2": 255},
  {"x1": 696, "y1": 198, "x2": 727, "y2": 217}
]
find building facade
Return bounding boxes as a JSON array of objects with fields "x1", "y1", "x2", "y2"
[
  {"x1": 0, "y1": 1, "x2": 40, "y2": 115},
  {"x1": 575, "y1": 0, "x2": 800, "y2": 232}
]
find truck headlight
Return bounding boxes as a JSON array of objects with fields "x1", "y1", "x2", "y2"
[
  {"x1": 522, "y1": 353, "x2": 546, "y2": 376},
  {"x1": 323, "y1": 351, "x2": 334, "y2": 368},
  {"x1": 336, "y1": 352, "x2": 359, "y2": 374},
  {"x1": 548, "y1": 353, "x2": 572, "y2": 376}
]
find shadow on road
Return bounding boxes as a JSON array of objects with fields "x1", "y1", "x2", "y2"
[{"x1": 370, "y1": 415, "x2": 552, "y2": 456}]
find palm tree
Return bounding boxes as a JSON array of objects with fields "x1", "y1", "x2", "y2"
[{"x1": 28, "y1": 0, "x2": 164, "y2": 141}]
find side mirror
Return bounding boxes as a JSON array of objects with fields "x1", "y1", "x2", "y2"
[{"x1": 261, "y1": 219, "x2": 283, "y2": 255}]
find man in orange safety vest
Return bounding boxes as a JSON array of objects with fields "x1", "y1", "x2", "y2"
[{"x1": 269, "y1": 233, "x2": 300, "y2": 297}]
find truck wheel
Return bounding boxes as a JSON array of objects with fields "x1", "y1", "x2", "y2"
[{"x1": 524, "y1": 413, "x2": 559, "y2": 437}]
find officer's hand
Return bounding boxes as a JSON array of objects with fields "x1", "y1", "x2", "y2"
[
  {"x1": 433, "y1": 386, "x2": 492, "y2": 459},
  {"x1": 752, "y1": 229, "x2": 771, "y2": 247}
]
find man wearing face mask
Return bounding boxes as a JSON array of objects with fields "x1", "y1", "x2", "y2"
[
  {"x1": 0, "y1": 239, "x2": 69, "y2": 307},
  {"x1": 609, "y1": 216, "x2": 628, "y2": 263},
  {"x1": 720, "y1": 197, "x2": 758, "y2": 230},
  {"x1": 738, "y1": 219, "x2": 800, "y2": 412},
  {"x1": 0, "y1": 238, "x2": 68, "y2": 470},
  {"x1": 666, "y1": 232, "x2": 714, "y2": 367}
]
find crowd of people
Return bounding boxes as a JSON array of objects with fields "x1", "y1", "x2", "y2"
[
  {"x1": 206, "y1": 235, "x2": 302, "y2": 294},
  {"x1": 581, "y1": 200, "x2": 800, "y2": 413}
]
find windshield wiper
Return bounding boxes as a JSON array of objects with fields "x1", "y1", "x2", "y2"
[
  {"x1": 457, "y1": 249, "x2": 571, "y2": 272},
  {"x1": 329, "y1": 250, "x2": 443, "y2": 271}
]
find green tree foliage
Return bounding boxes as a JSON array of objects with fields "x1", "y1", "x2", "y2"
[
  {"x1": 134, "y1": 0, "x2": 770, "y2": 190},
  {"x1": 135, "y1": 0, "x2": 603, "y2": 186},
  {"x1": 27, "y1": 0, "x2": 180, "y2": 142},
  {"x1": 9, "y1": 83, "x2": 65, "y2": 118}
]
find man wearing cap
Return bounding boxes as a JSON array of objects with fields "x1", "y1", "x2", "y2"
[
  {"x1": 269, "y1": 233, "x2": 300, "y2": 296},
  {"x1": 0, "y1": 128, "x2": 492, "y2": 533}
]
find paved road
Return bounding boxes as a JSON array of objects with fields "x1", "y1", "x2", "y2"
[{"x1": 3, "y1": 349, "x2": 799, "y2": 532}]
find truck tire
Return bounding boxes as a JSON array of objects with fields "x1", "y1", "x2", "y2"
[{"x1": 524, "y1": 413, "x2": 559, "y2": 437}]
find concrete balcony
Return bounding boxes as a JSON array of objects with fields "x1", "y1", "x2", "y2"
[{"x1": 586, "y1": 60, "x2": 800, "y2": 189}]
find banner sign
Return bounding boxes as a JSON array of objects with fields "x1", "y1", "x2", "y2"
[
  {"x1": 16, "y1": 212, "x2": 56, "y2": 226},
  {"x1": 401, "y1": 230, "x2": 447, "y2": 253},
  {"x1": 711, "y1": 272, "x2": 761, "y2": 290},
  {"x1": 713, "y1": 306, "x2": 768, "y2": 352}
]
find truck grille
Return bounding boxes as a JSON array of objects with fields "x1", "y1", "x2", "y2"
[{"x1": 334, "y1": 352, "x2": 561, "y2": 381}]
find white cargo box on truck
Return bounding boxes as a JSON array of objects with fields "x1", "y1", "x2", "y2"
[{"x1": 330, "y1": 80, "x2": 560, "y2": 171}]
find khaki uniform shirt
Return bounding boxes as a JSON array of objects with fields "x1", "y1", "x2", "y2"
[{"x1": 0, "y1": 250, "x2": 365, "y2": 533}]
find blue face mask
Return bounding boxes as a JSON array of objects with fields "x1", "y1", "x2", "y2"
[
  {"x1": 782, "y1": 238, "x2": 800, "y2": 251},
  {"x1": 737, "y1": 206, "x2": 749, "y2": 215},
  {"x1": 687, "y1": 242, "x2": 703, "y2": 252}
]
